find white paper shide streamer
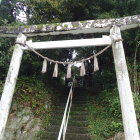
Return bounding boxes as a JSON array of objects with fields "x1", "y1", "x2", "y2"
[
  {"x1": 94, "y1": 56, "x2": 99, "y2": 72},
  {"x1": 80, "y1": 62, "x2": 86, "y2": 76},
  {"x1": 41, "y1": 59, "x2": 47, "y2": 73},
  {"x1": 53, "y1": 63, "x2": 58, "y2": 77},
  {"x1": 66, "y1": 64, "x2": 71, "y2": 78}
]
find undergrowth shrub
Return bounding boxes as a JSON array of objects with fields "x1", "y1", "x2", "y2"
[
  {"x1": 11, "y1": 76, "x2": 53, "y2": 118},
  {"x1": 96, "y1": 88, "x2": 140, "y2": 120},
  {"x1": 0, "y1": 81, "x2": 4, "y2": 98},
  {"x1": 96, "y1": 88, "x2": 122, "y2": 118},
  {"x1": 88, "y1": 88, "x2": 140, "y2": 139},
  {"x1": 133, "y1": 93, "x2": 140, "y2": 119}
]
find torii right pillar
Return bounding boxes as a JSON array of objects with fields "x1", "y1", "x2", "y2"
[{"x1": 110, "y1": 25, "x2": 140, "y2": 140}]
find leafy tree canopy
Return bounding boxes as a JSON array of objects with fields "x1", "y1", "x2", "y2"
[{"x1": 0, "y1": 0, "x2": 140, "y2": 91}]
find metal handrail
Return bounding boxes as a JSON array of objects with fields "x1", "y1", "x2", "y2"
[{"x1": 57, "y1": 79, "x2": 74, "y2": 140}]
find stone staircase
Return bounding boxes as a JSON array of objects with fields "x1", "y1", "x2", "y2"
[{"x1": 40, "y1": 87, "x2": 92, "y2": 140}]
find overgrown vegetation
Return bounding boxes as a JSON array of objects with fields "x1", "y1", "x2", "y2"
[
  {"x1": 13, "y1": 76, "x2": 51, "y2": 115},
  {"x1": 88, "y1": 88, "x2": 140, "y2": 139},
  {"x1": 2, "y1": 76, "x2": 53, "y2": 136},
  {"x1": 0, "y1": 0, "x2": 140, "y2": 139}
]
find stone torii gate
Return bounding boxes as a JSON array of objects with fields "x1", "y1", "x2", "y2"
[{"x1": 0, "y1": 15, "x2": 140, "y2": 140}]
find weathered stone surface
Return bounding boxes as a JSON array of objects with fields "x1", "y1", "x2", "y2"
[
  {"x1": 3, "y1": 107, "x2": 41, "y2": 140},
  {"x1": 0, "y1": 14, "x2": 140, "y2": 37},
  {"x1": 108, "y1": 132, "x2": 125, "y2": 140},
  {"x1": 114, "y1": 132, "x2": 125, "y2": 140}
]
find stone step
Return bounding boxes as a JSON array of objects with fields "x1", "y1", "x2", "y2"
[
  {"x1": 50, "y1": 114, "x2": 88, "y2": 121},
  {"x1": 67, "y1": 125, "x2": 89, "y2": 133},
  {"x1": 52, "y1": 105, "x2": 88, "y2": 112},
  {"x1": 53, "y1": 93, "x2": 88, "y2": 97},
  {"x1": 41, "y1": 132, "x2": 91, "y2": 140},
  {"x1": 46, "y1": 125, "x2": 89, "y2": 133},
  {"x1": 52, "y1": 103, "x2": 89, "y2": 108},
  {"x1": 72, "y1": 101, "x2": 89, "y2": 105},
  {"x1": 49, "y1": 120, "x2": 88, "y2": 127},
  {"x1": 69, "y1": 114, "x2": 88, "y2": 120},
  {"x1": 52, "y1": 100, "x2": 89, "y2": 105},
  {"x1": 44, "y1": 89, "x2": 91, "y2": 140},
  {"x1": 51, "y1": 93, "x2": 88, "y2": 98},
  {"x1": 50, "y1": 110, "x2": 89, "y2": 116}
]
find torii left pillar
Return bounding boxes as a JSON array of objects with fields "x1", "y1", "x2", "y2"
[{"x1": 0, "y1": 33, "x2": 26, "y2": 140}]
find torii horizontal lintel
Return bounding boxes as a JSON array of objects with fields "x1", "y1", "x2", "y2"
[
  {"x1": 0, "y1": 14, "x2": 140, "y2": 37},
  {"x1": 24, "y1": 35, "x2": 112, "y2": 50}
]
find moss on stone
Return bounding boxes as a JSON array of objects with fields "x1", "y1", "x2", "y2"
[
  {"x1": 6, "y1": 26, "x2": 17, "y2": 30},
  {"x1": 24, "y1": 25, "x2": 31, "y2": 29},
  {"x1": 63, "y1": 24, "x2": 68, "y2": 28},
  {"x1": 37, "y1": 24, "x2": 44, "y2": 31},
  {"x1": 80, "y1": 21, "x2": 87, "y2": 24},
  {"x1": 54, "y1": 23, "x2": 61, "y2": 26}
]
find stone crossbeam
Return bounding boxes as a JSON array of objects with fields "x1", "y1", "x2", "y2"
[{"x1": 0, "y1": 14, "x2": 140, "y2": 37}]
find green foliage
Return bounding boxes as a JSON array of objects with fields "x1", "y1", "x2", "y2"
[
  {"x1": 88, "y1": 88, "x2": 140, "y2": 139},
  {"x1": 89, "y1": 119, "x2": 113, "y2": 139},
  {"x1": 0, "y1": 1, "x2": 140, "y2": 88},
  {"x1": 0, "y1": 81, "x2": 4, "y2": 98},
  {"x1": 0, "y1": 1, "x2": 140, "y2": 139},
  {"x1": 110, "y1": 121, "x2": 123, "y2": 132},
  {"x1": 0, "y1": 38, "x2": 15, "y2": 79},
  {"x1": 95, "y1": 70, "x2": 116, "y2": 90},
  {"x1": 14, "y1": 76, "x2": 52, "y2": 117},
  {"x1": 133, "y1": 93, "x2": 140, "y2": 119},
  {"x1": 88, "y1": 98, "x2": 123, "y2": 139},
  {"x1": 97, "y1": 88, "x2": 122, "y2": 118},
  {"x1": 114, "y1": 0, "x2": 140, "y2": 16},
  {"x1": 0, "y1": 0, "x2": 20, "y2": 25}
]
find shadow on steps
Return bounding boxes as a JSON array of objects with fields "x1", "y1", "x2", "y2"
[{"x1": 40, "y1": 87, "x2": 92, "y2": 140}]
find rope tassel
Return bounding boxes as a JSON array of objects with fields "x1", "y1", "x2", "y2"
[
  {"x1": 66, "y1": 64, "x2": 71, "y2": 79},
  {"x1": 53, "y1": 63, "x2": 58, "y2": 77},
  {"x1": 94, "y1": 56, "x2": 99, "y2": 72},
  {"x1": 41, "y1": 59, "x2": 47, "y2": 73},
  {"x1": 80, "y1": 62, "x2": 86, "y2": 76}
]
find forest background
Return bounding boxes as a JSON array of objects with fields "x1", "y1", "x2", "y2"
[
  {"x1": 0, "y1": 0, "x2": 140, "y2": 139},
  {"x1": 0, "y1": 0, "x2": 140, "y2": 92}
]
